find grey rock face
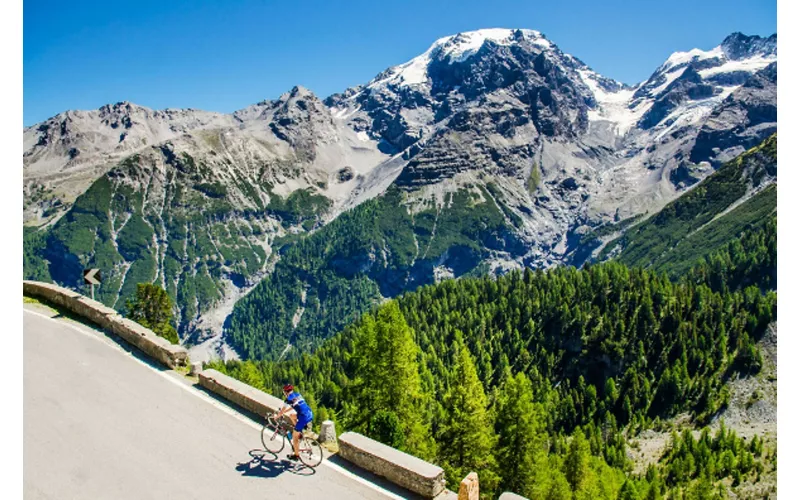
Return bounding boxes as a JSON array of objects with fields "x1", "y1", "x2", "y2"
[
  {"x1": 331, "y1": 28, "x2": 776, "y2": 270},
  {"x1": 24, "y1": 102, "x2": 236, "y2": 224},
  {"x1": 637, "y1": 68, "x2": 717, "y2": 130},
  {"x1": 24, "y1": 28, "x2": 777, "y2": 352},
  {"x1": 720, "y1": 32, "x2": 777, "y2": 60},
  {"x1": 690, "y1": 63, "x2": 777, "y2": 166},
  {"x1": 23, "y1": 86, "x2": 391, "y2": 360},
  {"x1": 24, "y1": 86, "x2": 389, "y2": 226},
  {"x1": 326, "y1": 29, "x2": 603, "y2": 156}
]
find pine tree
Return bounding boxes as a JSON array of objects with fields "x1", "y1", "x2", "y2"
[
  {"x1": 232, "y1": 361, "x2": 264, "y2": 389},
  {"x1": 546, "y1": 471, "x2": 572, "y2": 500},
  {"x1": 644, "y1": 480, "x2": 663, "y2": 500},
  {"x1": 348, "y1": 313, "x2": 379, "y2": 421},
  {"x1": 493, "y1": 371, "x2": 549, "y2": 498},
  {"x1": 126, "y1": 283, "x2": 179, "y2": 344},
  {"x1": 564, "y1": 429, "x2": 591, "y2": 491},
  {"x1": 438, "y1": 338, "x2": 498, "y2": 495},
  {"x1": 618, "y1": 480, "x2": 639, "y2": 500},
  {"x1": 348, "y1": 301, "x2": 434, "y2": 459},
  {"x1": 366, "y1": 409, "x2": 405, "y2": 449},
  {"x1": 685, "y1": 475, "x2": 716, "y2": 500}
]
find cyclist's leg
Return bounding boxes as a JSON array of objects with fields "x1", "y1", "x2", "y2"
[
  {"x1": 292, "y1": 429, "x2": 301, "y2": 457},
  {"x1": 283, "y1": 411, "x2": 296, "y2": 437},
  {"x1": 286, "y1": 412, "x2": 300, "y2": 456},
  {"x1": 294, "y1": 414, "x2": 312, "y2": 457}
]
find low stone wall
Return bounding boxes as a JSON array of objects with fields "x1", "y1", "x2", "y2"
[
  {"x1": 23, "y1": 280, "x2": 188, "y2": 369},
  {"x1": 198, "y1": 369, "x2": 284, "y2": 416},
  {"x1": 196, "y1": 370, "x2": 448, "y2": 497},
  {"x1": 108, "y1": 317, "x2": 188, "y2": 369},
  {"x1": 338, "y1": 431, "x2": 446, "y2": 498}
]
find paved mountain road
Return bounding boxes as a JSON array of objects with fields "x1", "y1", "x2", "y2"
[{"x1": 23, "y1": 305, "x2": 408, "y2": 499}]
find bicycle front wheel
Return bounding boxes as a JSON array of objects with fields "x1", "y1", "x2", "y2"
[
  {"x1": 261, "y1": 418, "x2": 286, "y2": 454},
  {"x1": 298, "y1": 436, "x2": 323, "y2": 468}
]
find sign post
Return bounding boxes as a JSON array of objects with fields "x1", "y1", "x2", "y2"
[{"x1": 83, "y1": 269, "x2": 102, "y2": 300}]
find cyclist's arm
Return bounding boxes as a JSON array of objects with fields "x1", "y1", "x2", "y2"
[{"x1": 275, "y1": 402, "x2": 295, "y2": 417}]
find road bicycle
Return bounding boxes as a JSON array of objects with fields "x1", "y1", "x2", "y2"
[{"x1": 261, "y1": 412, "x2": 324, "y2": 468}]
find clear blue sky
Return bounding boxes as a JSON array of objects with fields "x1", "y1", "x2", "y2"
[{"x1": 23, "y1": 0, "x2": 776, "y2": 126}]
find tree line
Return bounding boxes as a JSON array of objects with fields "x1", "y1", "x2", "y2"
[{"x1": 208, "y1": 217, "x2": 776, "y2": 498}]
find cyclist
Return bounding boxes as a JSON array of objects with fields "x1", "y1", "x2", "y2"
[{"x1": 275, "y1": 383, "x2": 313, "y2": 461}]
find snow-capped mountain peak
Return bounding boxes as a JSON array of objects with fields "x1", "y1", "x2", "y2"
[
  {"x1": 24, "y1": 28, "x2": 777, "y2": 345},
  {"x1": 660, "y1": 46, "x2": 724, "y2": 73},
  {"x1": 367, "y1": 28, "x2": 553, "y2": 89},
  {"x1": 435, "y1": 28, "x2": 551, "y2": 62},
  {"x1": 582, "y1": 31, "x2": 776, "y2": 142},
  {"x1": 657, "y1": 32, "x2": 775, "y2": 76}
]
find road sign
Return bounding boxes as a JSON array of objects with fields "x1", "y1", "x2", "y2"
[{"x1": 83, "y1": 269, "x2": 102, "y2": 286}]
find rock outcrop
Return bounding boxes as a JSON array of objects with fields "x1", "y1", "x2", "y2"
[{"x1": 24, "y1": 28, "x2": 777, "y2": 357}]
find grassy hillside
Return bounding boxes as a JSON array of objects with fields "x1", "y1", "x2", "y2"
[
  {"x1": 652, "y1": 185, "x2": 776, "y2": 278},
  {"x1": 22, "y1": 149, "x2": 330, "y2": 333},
  {"x1": 684, "y1": 215, "x2": 776, "y2": 294},
  {"x1": 226, "y1": 186, "x2": 524, "y2": 360},
  {"x1": 601, "y1": 134, "x2": 776, "y2": 275}
]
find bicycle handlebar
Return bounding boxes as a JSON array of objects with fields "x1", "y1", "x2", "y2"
[{"x1": 266, "y1": 412, "x2": 293, "y2": 432}]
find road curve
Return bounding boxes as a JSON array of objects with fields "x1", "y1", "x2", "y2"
[{"x1": 23, "y1": 306, "x2": 403, "y2": 499}]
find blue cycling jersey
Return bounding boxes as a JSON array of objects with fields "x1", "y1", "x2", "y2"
[{"x1": 285, "y1": 391, "x2": 313, "y2": 420}]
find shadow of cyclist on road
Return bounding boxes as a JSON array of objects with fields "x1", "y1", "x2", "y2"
[{"x1": 235, "y1": 449, "x2": 316, "y2": 479}]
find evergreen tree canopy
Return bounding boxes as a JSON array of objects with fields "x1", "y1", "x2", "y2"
[
  {"x1": 346, "y1": 301, "x2": 434, "y2": 460},
  {"x1": 438, "y1": 338, "x2": 497, "y2": 492},
  {"x1": 209, "y1": 217, "x2": 777, "y2": 499},
  {"x1": 493, "y1": 370, "x2": 549, "y2": 498},
  {"x1": 126, "y1": 283, "x2": 179, "y2": 344}
]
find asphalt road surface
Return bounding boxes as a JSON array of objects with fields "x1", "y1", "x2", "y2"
[{"x1": 23, "y1": 305, "x2": 410, "y2": 499}]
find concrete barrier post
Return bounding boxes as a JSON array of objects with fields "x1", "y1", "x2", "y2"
[
  {"x1": 319, "y1": 420, "x2": 338, "y2": 451},
  {"x1": 190, "y1": 361, "x2": 203, "y2": 376},
  {"x1": 319, "y1": 420, "x2": 337, "y2": 444},
  {"x1": 458, "y1": 472, "x2": 479, "y2": 500}
]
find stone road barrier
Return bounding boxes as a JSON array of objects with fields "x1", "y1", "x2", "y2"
[
  {"x1": 23, "y1": 280, "x2": 188, "y2": 368},
  {"x1": 338, "y1": 431, "x2": 446, "y2": 498}
]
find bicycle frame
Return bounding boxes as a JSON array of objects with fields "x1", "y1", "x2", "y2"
[{"x1": 262, "y1": 413, "x2": 323, "y2": 468}]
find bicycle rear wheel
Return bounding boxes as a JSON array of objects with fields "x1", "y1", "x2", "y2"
[
  {"x1": 261, "y1": 417, "x2": 286, "y2": 454},
  {"x1": 298, "y1": 436, "x2": 323, "y2": 468}
]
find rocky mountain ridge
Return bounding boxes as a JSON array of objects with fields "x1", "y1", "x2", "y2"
[
  {"x1": 325, "y1": 29, "x2": 776, "y2": 267},
  {"x1": 23, "y1": 28, "x2": 777, "y2": 359}
]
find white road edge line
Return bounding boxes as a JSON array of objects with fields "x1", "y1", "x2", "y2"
[{"x1": 23, "y1": 308, "x2": 407, "y2": 500}]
